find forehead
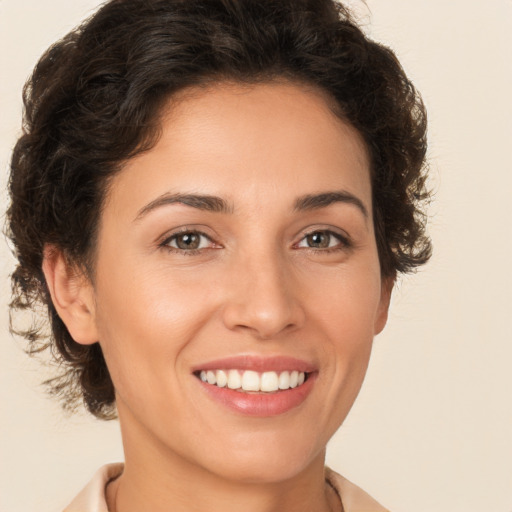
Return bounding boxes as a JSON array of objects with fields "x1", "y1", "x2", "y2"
[{"x1": 105, "y1": 81, "x2": 372, "y2": 216}]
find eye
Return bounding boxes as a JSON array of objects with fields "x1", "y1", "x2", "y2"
[
  {"x1": 296, "y1": 230, "x2": 349, "y2": 250},
  {"x1": 162, "y1": 230, "x2": 215, "y2": 252}
]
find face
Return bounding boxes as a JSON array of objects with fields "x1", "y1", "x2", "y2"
[{"x1": 83, "y1": 82, "x2": 390, "y2": 483}]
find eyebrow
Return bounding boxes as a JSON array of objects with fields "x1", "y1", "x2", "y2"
[
  {"x1": 134, "y1": 189, "x2": 368, "y2": 221},
  {"x1": 135, "y1": 193, "x2": 234, "y2": 221},
  {"x1": 294, "y1": 191, "x2": 368, "y2": 218}
]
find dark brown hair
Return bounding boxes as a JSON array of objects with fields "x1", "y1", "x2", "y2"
[{"x1": 6, "y1": 0, "x2": 431, "y2": 419}]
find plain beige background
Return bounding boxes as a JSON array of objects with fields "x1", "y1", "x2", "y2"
[{"x1": 1, "y1": 1, "x2": 511, "y2": 511}]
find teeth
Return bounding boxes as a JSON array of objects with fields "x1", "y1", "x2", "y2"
[
  {"x1": 261, "y1": 371, "x2": 279, "y2": 392},
  {"x1": 227, "y1": 369, "x2": 242, "y2": 389},
  {"x1": 290, "y1": 370, "x2": 299, "y2": 388},
  {"x1": 241, "y1": 370, "x2": 260, "y2": 391},
  {"x1": 278, "y1": 371, "x2": 290, "y2": 390},
  {"x1": 199, "y1": 369, "x2": 307, "y2": 392},
  {"x1": 216, "y1": 369, "x2": 228, "y2": 388}
]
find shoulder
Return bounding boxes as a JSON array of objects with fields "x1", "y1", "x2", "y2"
[
  {"x1": 325, "y1": 467, "x2": 391, "y2": 512},
  {"x1": 62, "y1": 463, "x2": 124, "y2": 512}
]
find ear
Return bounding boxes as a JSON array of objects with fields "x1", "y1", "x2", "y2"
[
  {"x1": 42, "y1": 245, "x2": 98, "y2": 345},
  {"x1": 374, "y1": 276, "x2": 394, "y2": 335}
]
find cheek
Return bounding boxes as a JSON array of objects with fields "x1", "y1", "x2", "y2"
[
  {"x1": 92, "y1": 258, "x2": 215, "y2": 392},
  {"x1": 309, "y1": 261, "x2": 382, "y2": 401},
  {"x1": 312, "y1": 260, "x2": 383, "y2": 339}
]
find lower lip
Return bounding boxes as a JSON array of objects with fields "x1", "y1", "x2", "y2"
[{"x1": 197, "y1": 374, "x2": 316, "y2": 417}]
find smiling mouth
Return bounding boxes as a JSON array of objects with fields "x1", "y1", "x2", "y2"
[{"x1": 195, "y1": 369, "x2": 309, "y2": 393}]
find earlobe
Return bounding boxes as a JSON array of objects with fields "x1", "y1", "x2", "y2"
[
  {"x1": 42, "y1": 245, "x2": 98, "y2": 345},
  {"x1": 374, "y1": 276, "x2": 394, "y2": 335}
]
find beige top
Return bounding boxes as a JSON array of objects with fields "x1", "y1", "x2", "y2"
[{"x1": 63, "y1": 464, "x2": 390, "y2": 512}]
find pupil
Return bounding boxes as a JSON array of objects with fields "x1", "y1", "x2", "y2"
[
  {"x1": 177, "y1": 233, "x2": 199, "y2": 249},
  {"x1": 308, "y1": 232, "x2": 328, "y2": 248}
]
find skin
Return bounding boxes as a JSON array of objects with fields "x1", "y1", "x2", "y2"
[{"x1": 44, "y1": 81, "x2": 392, "y2": 512}]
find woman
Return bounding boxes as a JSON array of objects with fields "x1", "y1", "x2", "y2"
[{"x1": 6, "y1": 0, "x2": 431, "y2": 510}]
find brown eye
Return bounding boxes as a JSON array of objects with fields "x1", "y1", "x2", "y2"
[
  {"x1": 296, "y1": 230, "x2": 349, "y2": 251},
  {"x1": 306, "y1": 231, "x2": 331, "y2": 248},
  {"x1": 164, "y1": 231, "x2": 213, "y2": 251},
  {"x1": 175, "y1": 233, "x2": 200, "y2": 250}
]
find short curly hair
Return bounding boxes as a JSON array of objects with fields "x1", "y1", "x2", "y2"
[{"x1": 6, "y1": 0, "x2": 431, "y2": 419}]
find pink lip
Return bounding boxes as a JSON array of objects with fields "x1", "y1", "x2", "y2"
[
  {"x1": 196, "y1": 375, "x2": 316, "y2": 417},
  {"x1": 192, "y1": 355, "x2": 317, "y2": 417},
  {"x1": 191, "y1": 355, "x2": 317, "y2": 373}
]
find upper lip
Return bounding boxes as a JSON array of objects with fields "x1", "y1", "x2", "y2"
[{"x1": 191, "y1": 355, "x2": 317, "y2": 374}]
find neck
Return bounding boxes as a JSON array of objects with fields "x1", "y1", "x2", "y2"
[{"x1": 109, "y1": 409, "x2": 340, "y2": 512}]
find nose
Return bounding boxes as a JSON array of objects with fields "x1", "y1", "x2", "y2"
[{"x1": 221, "y1": 252, "x2": 306, "y2": 340}]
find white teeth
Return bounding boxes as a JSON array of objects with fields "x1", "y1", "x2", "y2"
[
  {"x1": 227, "y1": 369, "x2": 242, "y2": 389},
  {"x1": 216, "y1": 369, "x2": 228, "y2": 388},
  {"x1": 242, "y1": 370, "x2": 260, "y2": 391},
  {"x1": 199, "y1": 369, "x2": 307, "y2": 392},
  {"x1": 261, "y1": 371, "x2": 279, "y2": 392},
  {"x1": 278, "y1": 371, "x2": 290, "y2": 390},
  {"x1": 290, "y1": 370, "x2": 299, "y2": 388}
]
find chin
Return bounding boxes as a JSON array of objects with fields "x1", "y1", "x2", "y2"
[{"x1": 191, "y1": 429, "x2": 327, "y2": 485}]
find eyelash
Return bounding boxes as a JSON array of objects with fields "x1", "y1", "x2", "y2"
[{"x1": 159, "y1": 228, "x2": 351, "y2": 255}]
